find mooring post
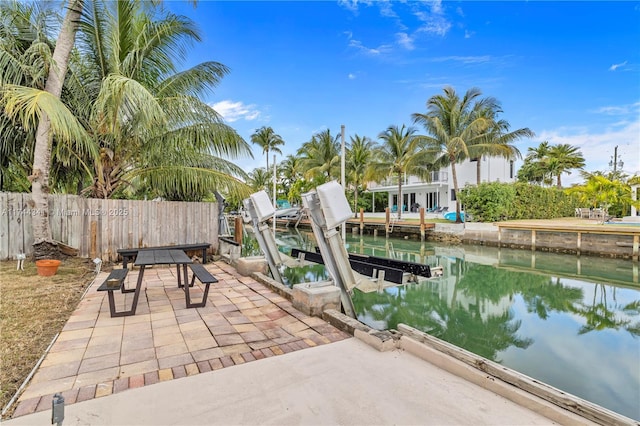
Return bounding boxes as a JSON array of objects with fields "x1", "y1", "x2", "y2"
[
  {"x1": 385, "y1": 207, "x2": 390, "y2": 237},
  {"x1": 420, "y1": 207, "x2": 425, "y2": 241},
  {"x1": 359, "y1": 208, "x2": 364, "y2": 236},
  {"x1": 234, "y1": 216, "x2": 243, "y2": 246}
]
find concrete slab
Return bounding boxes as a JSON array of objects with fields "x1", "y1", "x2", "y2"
[{"x1": 5, "y1": 338, "x2": 590, "y2": 426}]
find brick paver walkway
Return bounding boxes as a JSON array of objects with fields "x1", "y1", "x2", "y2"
[{"x1": 12, "y1": 261, "x2": 350, "y2": 418}]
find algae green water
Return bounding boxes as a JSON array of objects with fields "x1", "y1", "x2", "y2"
[{"x1": 268, "y1": 229, "x2": 640, "y2": 420}]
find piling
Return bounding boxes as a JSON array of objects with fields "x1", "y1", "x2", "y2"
[
  {"x1": 234, "y1": 216, "x2": 243, "y2": 246},
  {"x1": 385, "y1": 207, "x2": 390, "y2": 237}
]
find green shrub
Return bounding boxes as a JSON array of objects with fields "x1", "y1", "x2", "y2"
[{"x1": 458, "y1": 182, "x2": 580, "y2": 222}]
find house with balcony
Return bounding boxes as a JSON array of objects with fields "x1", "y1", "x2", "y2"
[{"x1": 367, "y1": 156, "x2": 516, "y2": 213}]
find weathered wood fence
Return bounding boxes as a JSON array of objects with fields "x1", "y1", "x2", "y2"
[{"x1": 0, "y1": 192, "x2": 220, "y2": 262}]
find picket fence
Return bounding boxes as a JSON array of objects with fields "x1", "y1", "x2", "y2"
[{"x1": 0, "y1": 192, "x2": 220, "y2": 262}]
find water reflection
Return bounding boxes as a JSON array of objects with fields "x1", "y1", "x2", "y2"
[{"x1": 267, "y1": 229, "x2": 640, "y2": 420}]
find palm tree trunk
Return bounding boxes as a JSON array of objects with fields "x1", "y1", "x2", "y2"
[
  {"x1": 30, "y1": 0, "x2": 83, "y2": 258},
  {"x1": 353, "y1": 186, "x2": 359, "y2": 218},
  {"x1": 397, "y1": 173, "x2": 403, "y2": 220},
  {"x1": 476, "y1": 157, "x2": 481, "y2": 185},
  {"x1": 451, "y1": 161, "x2": 462, "y2": 223}
]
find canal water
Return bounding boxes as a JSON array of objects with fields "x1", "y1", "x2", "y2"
[{"x1": 264, "y1": 228, "x2": 640, "y2": 421}]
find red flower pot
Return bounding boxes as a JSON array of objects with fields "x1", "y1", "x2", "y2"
[{"x1": 36, "y1": 259, "x2": 61, "y2": 277}]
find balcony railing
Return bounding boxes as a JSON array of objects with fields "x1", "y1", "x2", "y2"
[{"x1": 377, "y1": 171, "x2": 448, "y2": 187}]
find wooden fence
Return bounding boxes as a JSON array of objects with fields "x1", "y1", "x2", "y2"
[{"x1": 0, "y1": 192, "x2": 220, "y2": 262}]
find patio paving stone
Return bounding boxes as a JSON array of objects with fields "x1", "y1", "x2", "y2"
[{"x1": 9, "y1": 261, "x2": 350, "y2": 420}]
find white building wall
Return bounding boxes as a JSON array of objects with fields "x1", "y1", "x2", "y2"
[{"x1": 367, "y1": 156, "x2": 515, "y2": 212}]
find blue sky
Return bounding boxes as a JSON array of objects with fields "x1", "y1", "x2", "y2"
[{"x1": 167, "y1": 1, "x2": 640, "y2": 185}]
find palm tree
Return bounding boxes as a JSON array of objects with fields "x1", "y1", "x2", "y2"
[
  {"x1": 370, "y1": 125, "x2": 434, "y2": 220},
  {"x1": 412, "y1": 87, "x2": 492, "y2": 223},
  {"x1": 1, "y1": 0, "x2": 87, "y2": 256},
  {"x1": 346, "y1": 134, "x2": 376, "y2": 215},
  {"x1": 469, "y1": 107, "x2": 531, "y2": 185},
  {"x1": 247, "y1": 167, "x2": 271, "y2": 192},
  {"x1": 547, "y1": 143, "x2": 585, "y2": 188},
  {"x1": 0, "y1": 1, "x2": 54, "y2": 192},
  {"x1": 566, "y1": 173, "x2": 639, "y2": 222},
  {"x1": 71, "y1": 0, "x2": 252, "y2": 201},
  {"x1": 4, "y1": 1, "x2": 252, "y2": 202},
  {"x1": 251, "y1": 126, "x2": 284, "y2": 171},
  {"x1": 297, "y1": 129, "x2": 340, "y2": 184},
  {"x1": 279, "y1": 154, "x2": 303, "y2": 202},
  {"x1": 517, "y1": 141, "x2": 553, "y2": 185}
]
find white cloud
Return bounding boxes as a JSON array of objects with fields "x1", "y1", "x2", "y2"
[
  {"x1": 535, "y1": 120, "x2": 640, "y2": 184},
  {"x1": 464, "y1": 30, "x2": 474, "y2": 39},
  {"x1": 343, "y1": 0, "x2": 452, "y2": 57},
  {"x1": 378, "y1": 0, "x2": 398, "y2": 18},
  {"x1": 337, "y1": 0, "x2": 372, "y2": 14},
  {"x1": 210, "y1": 100, "x2": 260, "y2": 123},
  {"x1": 609, "y1": 61, "x2": 628, "y2": 71},
  {"x1": 431, "y1": 55, "x2": 492, "y2": 64},
  {"x1": 396, "y1": 32, "x2": 415, "y2": 50},
  {"x1": 413, "y1": 1, "x2": 452, "y2": 36},
  {"x1": 593, "y1": 101, "x2": 640, "y2": 115},
  {"x1": 348, "y1": 36, "x2": 392, "y2": 56},
  {"x1": 348, "y1": 73, "x2": 356, "y2": 80}
]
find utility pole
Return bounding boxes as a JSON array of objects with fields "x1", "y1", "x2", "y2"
[
  {"x1": 610, "y1": 145, "x2": 623, "y2": 172},
  {"x1": 273, "y1": 154, "x2": 276, "y2": 234},
  {"x1": 341, "y1": 124, "x2": 346, "y2": 241}
]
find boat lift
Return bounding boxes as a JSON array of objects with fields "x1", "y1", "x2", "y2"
[
  {"x1": 242, "y1": 182, "x2": 442, "y2": 318},
  {"x1": 242, "y1": 191, "x2": 285, "y2": 283},
  {"x1": 300, "y1": 181, "x2": 357, "y2": 318}
]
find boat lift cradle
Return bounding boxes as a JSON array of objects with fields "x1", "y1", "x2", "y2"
[
  {"x1": 242, "y1": 182, "x2": 442, "y2": 318},
  {"x1": 242, "y1": 186, "x2": 357, "y2": 317}
]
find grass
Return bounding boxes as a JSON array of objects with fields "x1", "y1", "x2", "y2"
[{"x1": 0, "y1": 257, "x2": 96, "y2": 418}]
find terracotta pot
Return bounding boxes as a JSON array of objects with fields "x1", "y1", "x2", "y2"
[{"x1": 35, "y1": 259, "x2": 62, "y2": 277}]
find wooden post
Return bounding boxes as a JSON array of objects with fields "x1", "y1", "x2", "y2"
[
  {"x1": 359, "y1": 208, "x2": 364, "y2": 236},
  {"x1": 420, "y1": 207, "x2": 425, "y2": 241},
  {"x1": 385, "y1": 207, "x2": 390, "y2": 237},
  {"x1": 234, "y1": 216, "x2": 243, "y2": 247},
  {"x1": 531, "y1": 229, "x2": 536, "y2": 252},
  {"x1": 90, "y1": 221, "x2": 97, "y2": 259}
]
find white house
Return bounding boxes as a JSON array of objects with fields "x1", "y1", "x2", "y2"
[{"x1": 367, "y1": 156, "x2": 515, "y2": 213}]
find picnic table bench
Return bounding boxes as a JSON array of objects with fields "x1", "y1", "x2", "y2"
[
  {"x1": 96, "y1": 268, "x2": 136, "y2": 317},
  {"x1": 185, "y1": 264, "x2": 218, "y2": 308},
  {"x1": 118, "y1": 243, "x2": 211, "y2": 268}
]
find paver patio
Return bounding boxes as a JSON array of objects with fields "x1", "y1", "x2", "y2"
[{"x1": 11, "y1": 261, "x2": 350, "y2": 418}]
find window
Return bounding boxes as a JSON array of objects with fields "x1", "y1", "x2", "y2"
[
  {"x1": 451, "y1": 189, "x2": 456, "y2": 201},
  {"x1": 510, "y1": 160, "x2": 514, "y2": 179}
]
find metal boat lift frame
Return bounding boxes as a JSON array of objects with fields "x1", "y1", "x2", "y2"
[{"x1": 300, "y1": 182, "x2": 357, "y2": 318}]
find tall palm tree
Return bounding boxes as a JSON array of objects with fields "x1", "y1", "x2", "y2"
[
  {"x1": 297, "y1": 129, "x2": 340, "y2": 184},
  {"x1": 71, "y1": 0, "x2": 252, "y2": 200},
  {"x1": 469, "y1": 107, "x2": 531, "y2": 185},
  {"x1": 547, "y1": 143, "x2": 585, "y2": 188},
  {"x1": 247, "y1": 167, "x2": 271, "y2": 192},
  {"x1": 517, "y1": 141, "x2": 553, "y2": 185},
  {"x1": 347, "y1": 134, "x2": 376, "y2": 215},
  {"x1": 412, "y1": 86, "x2": 492, "y2": 223},
  {"x1": 0, "y1": 1, "x2": 55, "y2": 191},
  {"x1": 1, "y1": 0, "x2": 87, "y2": 256},
  {"x1": 251, "y1": 126, "x2": 284, "y2": 171},
  {"x1": 370, "y1": 125, "x2": 434, "y2": 220},
  {"x1": 279, "y1": 154, "x2": 303, "y2": 202}
]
